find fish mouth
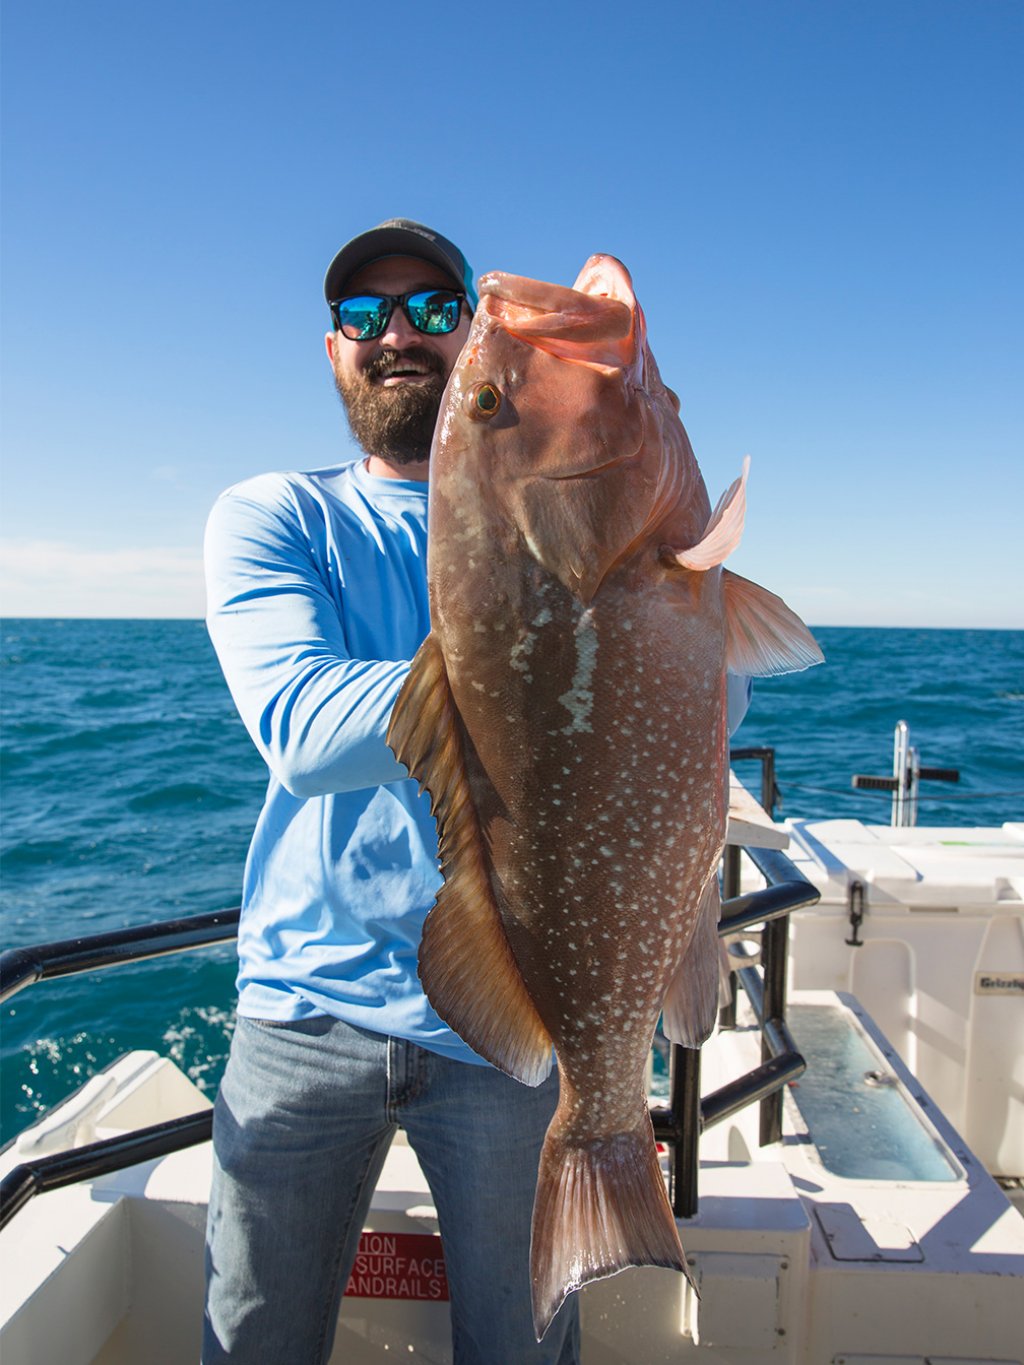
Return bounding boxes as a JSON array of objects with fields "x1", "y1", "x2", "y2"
[{"x1": 478, "y1": 255, "x2": 641, "y2": 373}]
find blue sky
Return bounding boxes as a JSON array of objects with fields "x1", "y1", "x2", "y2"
[{"x1": 2, "y1": 0, "x2": 1021, "y2": 626}]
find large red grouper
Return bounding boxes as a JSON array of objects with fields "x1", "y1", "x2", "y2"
[{"x1": 387, "y1": 255, "x2": 823, "y2": 1338}]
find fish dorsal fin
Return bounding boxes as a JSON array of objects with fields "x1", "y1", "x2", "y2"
[
  {"x1": 386, "y1": 634, "x2": 554, "y2": 1086},
  {"x1": 722, "y1": 570, "x2": 825, "y2": 676},
  {"x1": 661, "y1": 874, "x2": 721, "y2": 1049},
  {"x1": 662, "y1": 456, "x2": 750, "y2": 571}
]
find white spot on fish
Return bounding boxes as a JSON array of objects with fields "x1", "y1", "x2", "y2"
[
  {"x1": 558, "y1": 608, "x2": 598, "y2": 734},
  {"x1": 510, "y1": 630, "x2": 537, "y2": 673}
]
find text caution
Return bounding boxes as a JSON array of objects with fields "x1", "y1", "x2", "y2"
[{"x1": 345, "y1": 1231, "x2": 449, "y2": 1301}]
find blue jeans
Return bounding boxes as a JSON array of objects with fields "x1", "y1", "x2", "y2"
[{"x1": 203, "y1": 1015, "x2": 580, "y2": 1364}]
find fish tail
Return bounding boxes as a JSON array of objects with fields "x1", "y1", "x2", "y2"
[{"x1": 530, "y1": 1103, "x2": 692, "y2": 1340}]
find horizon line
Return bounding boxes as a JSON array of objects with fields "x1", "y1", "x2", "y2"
[{"x1": 1, "y1": 616, "x2": 1022, "y2": 633}]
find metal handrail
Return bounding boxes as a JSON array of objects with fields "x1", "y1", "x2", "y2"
[
  {"x1": 729, "y1": 746, "x2": 778, "y2": 818},
  {"x1": 1, "y1": 1111, "x2": 213, "y2": 1231},
  {"x1": 0, "y1": 908, "x2": 241, "y2": 1004}
]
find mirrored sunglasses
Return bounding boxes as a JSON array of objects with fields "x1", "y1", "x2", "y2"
[{"x1": 329, "y1": 289, "x2": 466, "y2": 341}]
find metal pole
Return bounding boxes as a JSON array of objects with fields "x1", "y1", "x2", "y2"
[
  {"x1": 718, "y1": 852, "x2": 741, "y2": 1030},
  {"x1": 667, "y1": 1043, "x2": 701, "y2": 1219},
  {"x1": 892, "y1": 720, "x2": 909, "y2": 827},
  {"x1": 763, "y1": 748, "x2": 777, "y2": 819},
  {"x1": 908, "y1": 744, "x2": 920, "y2": 827},
  {"x1": 759, "y1": 911, "x2": 791, "y2": 1146}
]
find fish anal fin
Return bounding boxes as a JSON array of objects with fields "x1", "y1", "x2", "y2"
[
  {"x1": 662, "y1": 875, "x2": 721, "y2": 1050},
  {"x1": 661, "y1": 455, "x2": 750, "y2": 571},
  {"x1": 722, "y1": 569, "x2": 825, "y2": 676},
  {"x1": 530, "y1": 1100, "x2": 694, "y2": 1341},
  {"x1": 386, "y1": 635, "x2": 553, "y2": 1087}
]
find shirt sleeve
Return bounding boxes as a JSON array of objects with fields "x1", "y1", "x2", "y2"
[{"x1": 204, "y1": 480, "x2": 413, "y2": 798}]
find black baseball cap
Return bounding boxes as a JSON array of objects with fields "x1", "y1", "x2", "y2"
[{"x1": 323, "y1": 219, "x2": 477, "y2": 309}]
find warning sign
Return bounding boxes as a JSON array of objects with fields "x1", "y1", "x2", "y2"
[{"x1": 345, "y1": 1231, "x2": 449, "y2": 1301}]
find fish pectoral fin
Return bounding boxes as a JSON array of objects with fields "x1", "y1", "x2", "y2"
[
  {"x1": 386, "y1": 634, "x2": 554, "y2": 1087},
  {"x1": 722, "y1": 569, "x2": 825, "y2": 676},
  {"x1": 661, "y1": 455, "x2": 750, "y2": 571},
  {"x1": 662, "y1": 874, "x2": 721, "y2": 1049}
]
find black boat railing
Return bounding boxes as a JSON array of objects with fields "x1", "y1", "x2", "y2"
[
  {"x1": 0, "y1": 907, "x2": 242, "y2": 1004},
  {"x1": 650, "y1": 842, "x2": 818, "y2": 1216},
  {"x1": 1, "y1": 1111, "x2": 214, "y2": 1231},
  {"x1": 728, "y1": 746, "x2": 779, "y2": 818},
  {"x1": 1, "y1": 749, "x2": 817, "y2": 1228}
]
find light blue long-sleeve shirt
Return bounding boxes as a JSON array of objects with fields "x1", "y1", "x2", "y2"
[{"x1": 205, "y1": 457, "x2": 751, "y2": 1063}]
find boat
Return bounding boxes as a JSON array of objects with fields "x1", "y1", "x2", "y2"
[{"x1": 1, "y1": 735, "x2": 1022, "y2": 1363}]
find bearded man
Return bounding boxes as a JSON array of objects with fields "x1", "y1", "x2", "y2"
[{"x1": 201, "y1": 221, "x2": 582, "y2": 1365}]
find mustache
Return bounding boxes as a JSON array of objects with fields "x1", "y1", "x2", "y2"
[{"x1": 364, "y1": 345, "x2": 449, "y2": 383}]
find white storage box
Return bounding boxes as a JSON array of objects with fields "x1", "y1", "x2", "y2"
[{"x1": 779, "y1": 818, "x2": 1024, "y2": 1177}]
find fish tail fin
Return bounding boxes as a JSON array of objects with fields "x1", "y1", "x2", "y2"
[{"x1": 530, "y1": 1102, "x2": 692, "y2": 1340}]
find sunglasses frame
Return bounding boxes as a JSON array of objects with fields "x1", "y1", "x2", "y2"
[{"x1": 328, "y1": 288, "x2": 467, "y2": 342}]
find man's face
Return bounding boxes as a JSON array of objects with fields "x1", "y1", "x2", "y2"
[{"x1": 325, "y1": 255, "x2": 472, "y2": 473}]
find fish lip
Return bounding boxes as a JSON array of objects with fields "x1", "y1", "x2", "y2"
[
  {"x1": 474, "y1": 268, "x2": 638, "y2": 373},
  {"x1": 478, "y1": 270, "x2": 600, "y2": 319},
  {"x1": 478, "y1": 288, "x2": 632, "y2": 343}
]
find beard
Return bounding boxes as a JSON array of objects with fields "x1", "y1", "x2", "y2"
[{"x1": 333, "y1": 345, "x2": 449, "y2": 465}]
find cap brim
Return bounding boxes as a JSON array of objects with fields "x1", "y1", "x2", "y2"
[{"x1": 324, "y1": 226, "x2": 476, "y2": 307}]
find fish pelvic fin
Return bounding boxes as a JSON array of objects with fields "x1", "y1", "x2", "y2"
[
  {"x1": 661, "y1": 455, "x2": 750, "y2": 571},
  {"x1": 722, "y1": 569, "x2": 825, "y2": 676},
  {"x1": 662, "y1": 875, "x2": 721, "y2": 1049},
  {"x1": 531, "y1": 1100, "x2": 693, "y2": 1341},
  {"x1": 386, "y1": 634, "x2": 554, "y2": 1087}
]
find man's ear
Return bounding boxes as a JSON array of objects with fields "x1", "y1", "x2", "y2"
[{"x1": 324, "y1": 331, "x2": 337, "y2": 365}]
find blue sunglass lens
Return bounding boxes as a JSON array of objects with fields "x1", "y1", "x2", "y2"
[
  {"x1": 335, "y1": 296, "x2": 391, "y2": 341},
  {"x1": 405, "y1": 291, "x2": 462, "y2": 335}
]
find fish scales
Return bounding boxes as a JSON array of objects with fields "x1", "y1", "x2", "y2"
[{"x1": 387, "y1": 254, "x2": 823, "y2": 1339}]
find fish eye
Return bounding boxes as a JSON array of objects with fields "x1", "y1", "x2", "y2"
[{"x1": 467, "y1": 382, "x2": 502, "y2": 420}]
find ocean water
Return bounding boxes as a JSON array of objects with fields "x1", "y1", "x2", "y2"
[{"x1": 2, "y1": 619, "x2": 1022, "y2": 1142}]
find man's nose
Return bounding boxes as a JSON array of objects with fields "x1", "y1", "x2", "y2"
[{"x1": 379, "y1": 303, "x2": 420, "y2": 349}]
